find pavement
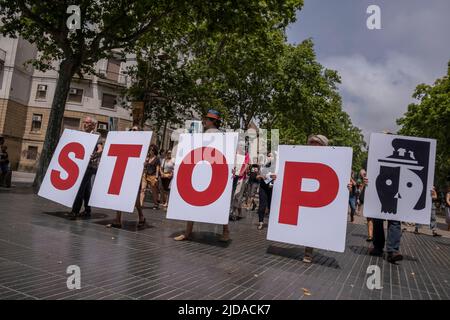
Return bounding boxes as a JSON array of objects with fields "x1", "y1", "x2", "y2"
[{"x1": 0, "y1": 182, "x2": 449, "y2": 300}]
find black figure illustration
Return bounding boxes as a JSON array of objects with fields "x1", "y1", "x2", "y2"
[{"x1": 375, "y1": 138, "x2": 430, "y2": 214}]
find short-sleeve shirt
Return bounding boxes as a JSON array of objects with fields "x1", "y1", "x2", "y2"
[
  {"x1": 161, "y1": 158, "x2": 174, "y2": 174},
  {"x1": 145, "y1": 157, "x2": 161, "y2": 176}
]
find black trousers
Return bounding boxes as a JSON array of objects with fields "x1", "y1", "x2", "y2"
[
  {"x1": 72, "y1": 167, "x2": 95, "y2": 214},
  {"x1": 372, "y1": 218, "x2": 385, "y2": 251},
  {"x1": 258, "y1": 184, "x2": 272, "y2": 223}
]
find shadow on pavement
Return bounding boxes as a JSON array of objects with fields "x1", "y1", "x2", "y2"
[
  {"x1": 42, "y1": 211, "x2": 108, "y2": 220},
  {"x1": 266, "y1": 244, "x2": 340, "y2": 269},
  {"x1": 94, "y1": 219, "x2": 155, "y2": 231},
  {"x1": 348, "y1": 245, "x2": 418, "y2": 262},
  {"x1": 169, "y1": 231, "x2": 232, "y2": 248}
]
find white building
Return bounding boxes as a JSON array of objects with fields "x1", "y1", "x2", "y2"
[{"x1": 0, "y1": 35, "x2": 136, "y2": 172}]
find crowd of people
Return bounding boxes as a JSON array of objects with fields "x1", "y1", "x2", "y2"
[{"x1": 60, "y1": 110, "x2": 450, "y2": 266}]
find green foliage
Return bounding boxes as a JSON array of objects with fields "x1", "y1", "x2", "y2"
[{"x1": 397, "y1": 62, "x2": 450, "y2": 187}]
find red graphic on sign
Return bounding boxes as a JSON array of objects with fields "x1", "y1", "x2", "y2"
[
  {"x1": 177, "y1": 147, "x2": 228, "y2": 206},
  {"x1": 50, "y1": 142, "x2": 85, "y2": 190},
  {"x1": 107, "y1": 144, "x2": 143, "y2": 195},
  {"x1": 279, "y1": 162, "x2": 339, "y2": 226}
]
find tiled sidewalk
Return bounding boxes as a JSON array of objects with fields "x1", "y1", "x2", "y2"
[{"x1": 0, "y1": 186, "x2": 449, "y2": 300}]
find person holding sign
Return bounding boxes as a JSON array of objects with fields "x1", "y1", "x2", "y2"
[
  {"x1": 302, "y1": 134, "x2": 330, "y2": 263},
  {"x1": 69, "y1": 116, "x2": 103, "y2": 220},
  {"x1": 174, "y1": 109, "x2": 231, "y2": 242},
  {"x1": 106, "y1": 126, "x2": 147, "y2": 229}
]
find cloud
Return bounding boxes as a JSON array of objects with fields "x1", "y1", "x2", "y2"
[
  {"x1": 322, "y1": 52, "x2": 441, "y2": 141},
  {"x1": 286, "y1": 0, "x2": 450, "y2": 143}
]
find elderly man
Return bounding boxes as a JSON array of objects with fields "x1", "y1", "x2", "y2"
[{"x1": 69, "y1": 116, "x2": 103, "y2": 220}]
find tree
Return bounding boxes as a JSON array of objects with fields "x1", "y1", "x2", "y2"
[
  {"x1": 269, "y1": 40, "x2": 366, "y2": 171},
  {"x1": 125, "y1": 42, "x2": 195, "y2": 147},
  {"x1": 188, "y1": 29, "x2": 286, "y2": 130},
  {"x1": 397, "y1": 61, "x2": 450, "y2": 188},
  {"x1": 0, "y1": 0, "x2": 182, "y2": 188},
  {"x1": 0, "y1": 0, "x2": 303, "y2": 188}
]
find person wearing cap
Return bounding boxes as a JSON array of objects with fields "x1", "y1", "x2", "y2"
[{"x1": 174, "y1": 109, "x2": 231, "y2": 242}]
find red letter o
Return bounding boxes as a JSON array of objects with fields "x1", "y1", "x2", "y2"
[{"x1": 177, "y1": 147, "x2": 228, "y2": 206}]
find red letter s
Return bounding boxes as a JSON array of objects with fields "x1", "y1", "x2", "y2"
[{"x1": 50, "y1": 142, "x2": 85, "y2": 190}]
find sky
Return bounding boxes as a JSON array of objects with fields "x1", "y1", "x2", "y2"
[{"x1": 286, "y1": 0, "x2": 450, "y2": 142}]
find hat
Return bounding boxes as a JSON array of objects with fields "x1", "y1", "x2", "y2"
[
  {"x1": 307, "y1": 134, "x2": 329, "y2": 146},
  {"x1": 205, "y1": 109, "x2": 221, "y2": 120}
]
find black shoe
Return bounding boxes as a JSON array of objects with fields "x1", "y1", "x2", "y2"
[
  {"x1": 69, "y1": 212, "x2": 78, "y2": 220},
  {"x1": 432, "y1": 232, "x2": 441, "y2": 237},
  {"x1": 369, "y1": 248, "x2": 383, "y2": 257},
  {"x1": 137, "y1": 218, "x2": 146, "y2": 227},
  {"x1": 366, "y1": 237, "x2": 373, "y2": 242},
  {"x1": 80, "y1": 211, "x2": 91, "y2": 218},
  {"x1": 387, "y1": 252, "x2": 403, "y2": 263}
]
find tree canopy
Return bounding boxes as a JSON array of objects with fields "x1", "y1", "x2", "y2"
[{"x1": 397, "y1": 62, "x2": 450, "y2": 188}]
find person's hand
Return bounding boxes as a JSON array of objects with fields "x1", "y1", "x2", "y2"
[
  {"x1": 347, "y1": 183, "x2": 352, "y2": 192},
  {"x1": 363, "y1": 177, "x2": 368, "y2": 185},
  {"x1": 431, "y1": 186, "x2": 437, "y2": 199},
  {"x1": 270, "y1": 174, "x2": 277, "y2": 180}
]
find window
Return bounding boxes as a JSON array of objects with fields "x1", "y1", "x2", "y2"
[
  {"x1": 106, "y1": 58, "x2": 121, "y2": 81},
  {"x1": 101, "y1": 93, "x2": 117, "y2": 109},
  {"x1": 97, "y1": 122, "x2": 108, "y2": 131},
  {"x1": 97, "y1": 121, "x2": 108, "y2": 138},
  {"x1": 26, "y1": 146, "x2": 38, "y2": 160},
  {"x1": 62, "y1": 117, "x2": 80, "y2": 131},
  {"x1": 36, "y1": 84, "x2": 47, "y2": 100},
  {"x1": 67, "y1": 88, "x2": 83, "y2": 103},
  {"x1": 31, "y1": 114, "x2": 43, "y2": 132}
]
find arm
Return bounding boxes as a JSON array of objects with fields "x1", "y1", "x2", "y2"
[{"x1": 446, "y1": 193, "x2": 450, "y2": 207}]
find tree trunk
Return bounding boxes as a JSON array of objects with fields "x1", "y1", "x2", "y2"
[
  {"x1": 33, "y1": 58, "x2": 77, "y2": 190},
  {"x1": 160, "y1": 117, "x2": 169, "y2": 152}
]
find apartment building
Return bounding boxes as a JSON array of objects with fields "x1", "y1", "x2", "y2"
[{"x1": 0, "y1": 35, "x2": 136, "y2": 172}]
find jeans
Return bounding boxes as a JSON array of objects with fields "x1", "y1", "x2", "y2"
[
  {"x1": 71, "y1": 167, "x2": 95, "y2": 214},
  {"x1": 349, "y1": 196, "x2": 356, "y2": 219},
  {"x1": 415, "y1": 208, "x2": 437, "y2": 231},
  {"x1": 373, "y1": 219, "x2": 402, "y2": 253},
  {"x1": 258, "y1": 185, "x2": 272, "y2": 223}
]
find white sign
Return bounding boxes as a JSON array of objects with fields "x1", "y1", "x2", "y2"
[
  {"x1": 167, "y1": 132, "x2": 239, "y2": 224},
  {"x1": 38, "y1": 129, "x2": 99, "y2": 207},
  {"x1": 364, "y1": 133, "x2": 436, "y2": 224},
  {"x1": 267, "y1": 145, "x2": 353, "y2": 252},
  {"x1": 89, "y1": 131, "x2": 152, "y2": 212}
]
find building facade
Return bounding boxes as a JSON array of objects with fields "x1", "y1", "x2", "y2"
[{"x1": 0, "y1": 35, "x2": 135, "y2": 172}]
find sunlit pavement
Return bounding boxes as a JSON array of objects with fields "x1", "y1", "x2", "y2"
[{"x1": 0, "y1": 184, "x2": 449, "y2": 300}]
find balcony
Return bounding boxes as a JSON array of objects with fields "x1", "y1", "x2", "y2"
[{"x1": 97, "y1": 69, "x2": 128, "y2": 86}]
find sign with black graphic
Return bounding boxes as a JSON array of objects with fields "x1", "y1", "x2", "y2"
[{"x1": 364, "y1": 133, "x2": 436, "y2": 224}]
